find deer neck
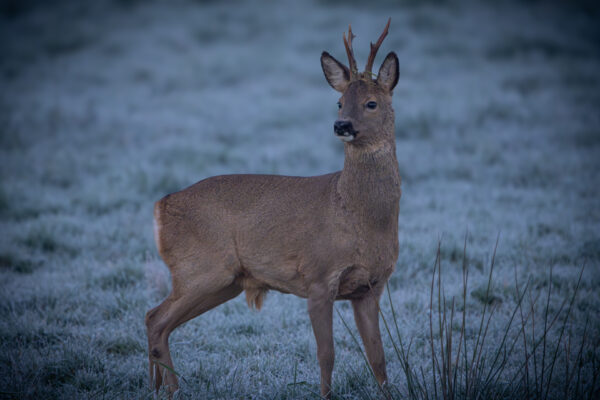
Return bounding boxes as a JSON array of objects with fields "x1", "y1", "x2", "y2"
[{"x1": 338, "y1": 135, "x2": 400, "y2": 229}]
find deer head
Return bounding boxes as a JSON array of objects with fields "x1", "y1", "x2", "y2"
[{"x1": 320, "y1": 19, "x2": 399, "y2": 147}]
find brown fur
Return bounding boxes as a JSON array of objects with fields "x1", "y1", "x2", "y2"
[{"x1": 146, "y1": 20, "x2": 400, "y2": 399}]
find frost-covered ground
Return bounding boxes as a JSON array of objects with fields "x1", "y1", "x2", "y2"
[{"x1": 1, "y1": 0, "x2": 599, "y2": 399}]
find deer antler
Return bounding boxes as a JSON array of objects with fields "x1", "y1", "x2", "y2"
[
  {"x1": 364, "y1": 18, "x2": 391, "y2": 75},
  {"x1": 343, "y1": 24, "x2": 358, "y2": 77}
]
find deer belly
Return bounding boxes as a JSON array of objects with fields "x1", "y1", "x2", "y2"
[{"x1": 236, "y1": 251, "x2": 308, "y2": 307}]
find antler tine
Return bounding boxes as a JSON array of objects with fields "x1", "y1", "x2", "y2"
[
  {"x1": 365, "y1": 18, "x2": 391, "y2": 75},
  {"x1": 343, "y1": 24, "x2": 358, "y2": 77}
]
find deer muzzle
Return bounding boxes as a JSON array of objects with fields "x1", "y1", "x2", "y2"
[{"x1": 333, "y1": 120, "x2": 357, "y2": 142}]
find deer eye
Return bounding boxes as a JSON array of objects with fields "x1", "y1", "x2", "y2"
[
  {"x1": 337, "y1": 101, "x2": 342, "y2": 109},
  {"x1": 366, "y1": 101, "x2": 377, "y2": 110}
]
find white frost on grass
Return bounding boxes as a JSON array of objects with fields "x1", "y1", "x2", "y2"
[{"x1": 0, "y1": 0, "x2": 598, "y2": 398}]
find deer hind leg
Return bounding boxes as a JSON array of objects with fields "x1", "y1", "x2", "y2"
[
  {"x1": 145, "y1": 266, "x2": 242, "y2": 395},
  {"x1": 145, "y1": 295, "x2": 178, "y2": 394},
  {"x1": 351, "y1": 293, "x2": 387, "y2": 387}
]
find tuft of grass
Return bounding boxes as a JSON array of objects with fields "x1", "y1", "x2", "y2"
[
  {"x1": 231, "y1": 324, "x2": 262, "y2": 337},
  {"x1": 578, "y1": 239, "x2": 600, "y2": 262},
  {"x1": 21, "y1": 230, "x2": 60, "y2": 253},
  {"x1": 105, "y1": 337, "x2": 144, "y2": 356},
  {"x1": 0, "y1": 328, "x2": 68, "y2": 348},
  {"x1": 440, "y1": 243, "x2": 463, "y2": 263},
  {"x1": 17, "y1": 223, "x2": 81, "y2": 258},
  {"x1": 470, "y1": 285, "x2": 502, "y2": 306},
  {"x1": 40, "y1": 348, "x2": 104, "y2": 385},
  {"x1": 0, "y1": 252, "x2": 39, "y2": 274},
  {"x1": 343, "y1": 236, "x2": 599, "y2": 400}
]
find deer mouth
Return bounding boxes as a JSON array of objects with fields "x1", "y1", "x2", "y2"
[{"x1": 335, "y1": 131, "x2": 357, "y2": 142}]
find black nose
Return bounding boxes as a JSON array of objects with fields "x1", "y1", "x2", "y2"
[{"x1": 334, "y1": 120, "x2": 354, "y2": 135}]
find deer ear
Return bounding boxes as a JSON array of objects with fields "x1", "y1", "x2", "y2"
[
  {"x1": 321, "y1": 51, "x2": 350, "y2": 93},
  {"x1": 376, "y1": 52, "x2": 399, "y2": 92}
]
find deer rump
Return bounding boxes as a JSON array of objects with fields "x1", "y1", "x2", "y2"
[{"x1": 153, "y1": 172, "x2": 396, "y2": 310}]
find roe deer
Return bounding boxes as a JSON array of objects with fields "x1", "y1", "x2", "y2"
[{"x1": 146, "y1": 18, "x2": 400, "y2": 398}]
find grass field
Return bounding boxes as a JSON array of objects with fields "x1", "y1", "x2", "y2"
[{"x1": 1, "y1": 0, "x2": 599, "y2": 399}]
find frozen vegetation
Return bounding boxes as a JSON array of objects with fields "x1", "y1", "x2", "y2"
[{"x1": 0, "y1": 0, "x2": 598, "y2": 399}]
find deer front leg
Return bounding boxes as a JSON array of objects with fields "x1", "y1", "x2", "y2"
[
  {"x1": 351, "y1": 293, "x2": 387, "y2": 387},
  {"x1": 308, "y1": 285, "x2": 335, "y2": 399}
]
